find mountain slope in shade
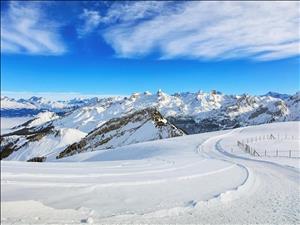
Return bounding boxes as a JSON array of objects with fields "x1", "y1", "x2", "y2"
[
  {"x1": 263, "y1": 91, "x2": 291, "y2": 100},
  {"x1": 57, "y1": 108, "x2": 185, "y2": 159}
]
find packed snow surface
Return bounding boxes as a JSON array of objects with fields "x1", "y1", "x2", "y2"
[{"x1": 1, "y1": 122, "x2": 299, "y2": 224}]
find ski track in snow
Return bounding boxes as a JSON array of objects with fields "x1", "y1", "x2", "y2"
[{"x1": 1, "y1": 122, "x2": 300, "y2": 224}]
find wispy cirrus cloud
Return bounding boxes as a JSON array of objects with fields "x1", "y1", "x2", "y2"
[
  {"x1": 77, "y1": 1, "x2": 172, "y2": 36},
  {"x1": 101, "y1": 1, "x2": 174, "y2": 24},
  {"x1": 77, "y1": 9, "x2": 101, "y2": 37},
  {"x1": 1, "y1": 2, "x2": 66, "y2": 55},
  {"x1": 91, "y1": 1, "x2": 300, "y2": 61}
]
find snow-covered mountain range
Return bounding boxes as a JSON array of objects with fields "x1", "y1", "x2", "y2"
[
  {"x1": 1, "y1": 96, "x2": 109, "y2": 117},
  {"x1": 1, "y1": 90, "x2": 299, "y2": 161},
  {"x1": 42, "y1": 90, "x2": 299, "y2": 133}
]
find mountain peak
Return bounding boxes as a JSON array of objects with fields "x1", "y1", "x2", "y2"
[
  {"x1": 157, "y1": 89, "x2": 167, "y2": 96},
  {"x1": 264, "y1": 91, "x2": 290, "y2": 100},
  {"x1": 129, "y1": 92, "x2": 141, "y2": 100},
  {"x1": 29, "y1": 96, "x2": 45, "y2": 101},
  {"x1": 56, "y1": 107, "x2": 184, "y2": 159}
]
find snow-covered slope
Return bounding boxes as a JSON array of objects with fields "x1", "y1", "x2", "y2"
[
  {"x1": 286, "y1": 91, "x2": 300, "y2": 121},
  {"x1": 1, "y1": 122, "x2": 299, "y2": 224},
  {"x1": 0, "y1": 117, "x2": 88, "y2": 161},
  {"x1": 13, "y1": 111, "x2": 59, "y2": 129},
  {"x1": 57, "y1": 108, "x2": 184, "y2": 159},
  {"x1": 1, "y1": 117, "x2": 33, "y2": 135},
  {"x1": 1, "y1": 108, "x2": 184, "y2": 161},
  {"x1": 1, "y1": 126, "x2": 86, "y2": 161}
]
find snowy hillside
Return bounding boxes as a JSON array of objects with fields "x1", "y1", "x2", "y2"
[
  {"x1": 57, "y1": 108, "x2": 184, "y2": 159},
  {"x1": 1, "y1": 108, "x2": 184, "y2": 161},
  {"x1": 1, "y1": 117, "x2": 33, "y2": 135},
  {"x1": 1, "y1": 121, "x2": 299, "y2": 224},
  {"x1": 3, "y1": 128, "x2": 87, "y2": 161},
  {"x1": 13, "y1": 111, "x2": 59, "y2": 129}
]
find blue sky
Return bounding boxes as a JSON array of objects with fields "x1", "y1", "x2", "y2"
[{"x1": 1, "y1": 1, "x2": 299, "y2": 99}]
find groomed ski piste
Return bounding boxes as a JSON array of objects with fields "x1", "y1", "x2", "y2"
[{"x1": 1, "y1": 121, "x2": 300, "y2": 224}]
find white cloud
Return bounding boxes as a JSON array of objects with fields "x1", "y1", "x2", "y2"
[
  {"x1": 77, "y1": 1, "x2": 171, "y2": 36},
  {"x1": 1, "y1": 2, "x2": 66, "y2": 55},
  {"x1": 77, "y1": 9, "x2": 101, "y2": 37},
  {"x1": 102, "y1": 1, "x2": 172, "y2": 24},
  {"x1": 2, "y1": 91, "x2": 126, "y2": 101},
  {"x1": 102, "y1": 1, "x2": 300, "y2": 61}
]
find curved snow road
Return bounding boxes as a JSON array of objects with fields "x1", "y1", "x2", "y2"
[
  {"x1": 194, "y1": 128, "x2": 300, "y2": 224},
  {"x1": 101, "y1": 128, "x2": 300, "y2": 224}
]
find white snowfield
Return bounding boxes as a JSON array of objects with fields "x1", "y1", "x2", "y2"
[
  {"x1": 1, "y1": 117, "x2": 33, "y2": 135},
  {"x1": 1, "y1": 122, "x2": 300, "y2": 224},
  {"x1": 23, "y1": 111, "x2": 59, "y2": 128}
]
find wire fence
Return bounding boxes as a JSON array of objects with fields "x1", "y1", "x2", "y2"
[
  {"x1": 237, "y1": 141, "x2": 260, "y2": 157},
  {"x1": 236, "y1": 133, "x2": 300, "y2": 158},
  {"x1": 241, "y1": 134, "x2": 297, "y2": 144}
]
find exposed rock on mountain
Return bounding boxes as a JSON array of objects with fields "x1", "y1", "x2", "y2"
[
  {"x1": 1, "y1": 125, "x2": 86, "y2": 161},
  {"x1": 1, "y1": 125, "x2": 54, "y2": 160},
  {"x1": 57, "y1": 108, "x2": 184, "y2": 159}
]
